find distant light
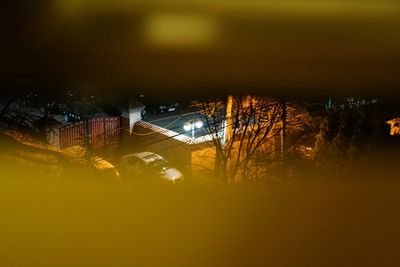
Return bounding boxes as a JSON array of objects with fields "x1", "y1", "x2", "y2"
[
  {"x1": 183, "y1": 122, "x2": 192, "y2": 131},
  {"x1": 195, "y1": 120, "x2": 203, "y2": 129}
]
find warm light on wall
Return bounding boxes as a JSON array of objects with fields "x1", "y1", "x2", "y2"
[{"x1": 387, "y1": 118, "x2": 400, "y2": 136}]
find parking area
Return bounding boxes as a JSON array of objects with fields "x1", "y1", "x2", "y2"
[{"x1": 143, "y1": 108, "x2": 208, "y2": 139}]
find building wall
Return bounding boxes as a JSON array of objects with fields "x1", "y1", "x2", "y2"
[
  {"x1": 46, "y1": 127, "x2": 61, "y2": 149},
  {"x1": 191, "y1": 146, "x2": 216, "y2": 182},
  {"x1": 129, "y1": 111, "x2": 142, "y2": 134}
]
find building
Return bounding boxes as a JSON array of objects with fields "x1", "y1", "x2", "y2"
[{"x1": 121, "y1": 98, "x2": 145, "y2": 135}]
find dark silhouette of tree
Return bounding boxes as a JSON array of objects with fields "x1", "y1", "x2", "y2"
[
  {"x1": 0, "y1": 94, "x2": 45, "y2": 130},
  {"x1": 197, "y1": 95, "x2": 309, "y2": 183},
  {"x1": 312, "y1": 98, "x2": 388, "y2": 177}
]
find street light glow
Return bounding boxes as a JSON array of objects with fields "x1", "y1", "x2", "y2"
[
  {"x1": 195, "y1": 120, "x2": 203, "y2": 129},
  {"x1": 183, "y1": 122, "x2": 192, "y2": 131},
  {"x1": 184, "y1": 120, "x2": 203, "y2": 138}
]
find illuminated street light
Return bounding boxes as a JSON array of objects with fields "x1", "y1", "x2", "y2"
[
  {"x1": 195, "y1": 120, "x2": 203, "y2": 129},
  {"x1": 184, "y1": 119, "x2": 203, "y2": 139},
  {"x1": 183, "y1": 122, "x2": 192, "y2": 132}
]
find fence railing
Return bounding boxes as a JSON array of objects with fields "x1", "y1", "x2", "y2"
[{"x1": 59, "y1": 117, "x2": 121, "y2": 149}]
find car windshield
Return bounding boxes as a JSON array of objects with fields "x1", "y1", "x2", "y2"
[{"x1": 146, "y1": 159, "x2": 171, "y2": 172}]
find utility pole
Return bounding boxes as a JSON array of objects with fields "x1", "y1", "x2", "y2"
[
  {"x1": 224, "y1": 95, "x2": 233, "y2": 146},
  {"x1": 280, "y1": 98, "x2": 287, "y2": 158},
  {"x1": 216, "y1": 95, "x2": 233, "y2": 182},
  {"x1": 191, "y1": 118, "x2": 195, "y2": 139}
]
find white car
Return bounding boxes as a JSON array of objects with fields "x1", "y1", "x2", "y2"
[{"x1": 119, "y1": 152, "x2": 184, "y2": 183}]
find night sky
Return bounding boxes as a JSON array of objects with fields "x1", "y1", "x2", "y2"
[{"x1": 2, "y1": 1, "x2": 400, "y2": 97}]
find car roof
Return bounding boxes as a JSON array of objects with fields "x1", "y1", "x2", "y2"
[
  {"x1": 91, "y1": 156, "x2": 117, "y2": 170},
  {"x1": 122, "y1": 152, "x2": 165, "y2": 164}
]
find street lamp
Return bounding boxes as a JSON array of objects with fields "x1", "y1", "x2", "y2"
[
  {"x1": 194, "y1": 120, "x2": 203, "y2": 129},
  {"x1": 183, "y1": 119, "x2": 203, "y2": 139},
  {"x1": 183, "y1": 122, "x2": 192, "y2": 132}
]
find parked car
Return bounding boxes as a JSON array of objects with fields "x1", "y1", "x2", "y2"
[
  {"x1": 157, "y1": 102, "x2": 179, "y2": 113},
  {"x1": 139, "y1": 94, "x2": 179, "y2": 114},
  {"x1": 294, "y1": 145, "x2": 313, "y2": 158},
  {"x1": 90, "y1": 156, "x2": 122, "y2": 182},
  {"x1": 119, "y1": 152, "x2": 184, "y2": 183}
]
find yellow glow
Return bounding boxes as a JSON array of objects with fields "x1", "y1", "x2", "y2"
[
  {"x1": 55, "y1": 0, "x2": 400, "y2": 19},
  {"x1": 386, "y1": 118, "x2": 400, "y2": 136},
  {"x1": 143, "y1": 13, "x2": 218, "y2": 49}
]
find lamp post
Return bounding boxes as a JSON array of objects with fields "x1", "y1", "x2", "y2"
[{"x1": 184, "y1": 119, "x2": 203, "y2": 139}]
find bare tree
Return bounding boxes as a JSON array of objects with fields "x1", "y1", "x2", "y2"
[{"x1": 197, "y1": 95, "x2": 308, "y2": 183}]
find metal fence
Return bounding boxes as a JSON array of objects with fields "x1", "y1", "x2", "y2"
[
  {"x1": 89, "y1": 117, "x2": 121, "y2": 150},
  {"x1": 59, "y1": 117, "x2": 121, "y2": 149},
  {"x1": 59, "y1": 121, "x2": 86, "y2": 148}
]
